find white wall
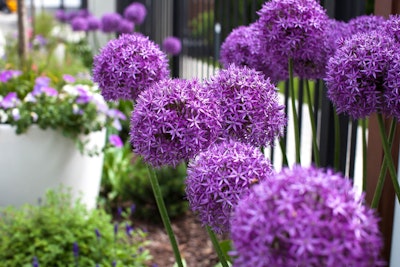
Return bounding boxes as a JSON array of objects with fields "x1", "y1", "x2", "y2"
[
  {"x1": 88, "y1": 0, "x2": 116, "y2": 50},
  {"x1": 390, "y1": 144, "x2": 400, "y2": 266}
]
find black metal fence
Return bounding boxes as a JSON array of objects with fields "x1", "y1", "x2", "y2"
[{"x1": 117, "y1": 0, "x2": 368, "y2": 179}]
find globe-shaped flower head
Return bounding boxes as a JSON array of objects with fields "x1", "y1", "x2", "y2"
[
  {"x1": 100, "y1": 13, "x2": 123, "y2": 33},
  {"x1": 231, "y1": 165, "x2": 385, "y2": 267},
  {"x1": 383, "y1": 14, "x2": 400, "y2": 43},
  {"x1": 220, "y1": 22, "x2": 286, "y2": 83},
  {"x1": 257, "y1": 0, "x2": 332, "y2": 79},
  {"x1": 87, "y1": 16, "x2": 101, "y2": 31},
  {"x1": 162, "y1": 36, "x2": 182, "y2": 55},
  {"x1": 70, "y1": 17, "x2": 88, "y2": 32},
  {"x1": 325, "y1": 31, "x2": 399, "y2": 119},
  {"x1": 205, "y1": 64, "x2": 286, "y2": 147},
  {"x1": 124, "y1": 2, "x2": 147, "y2": 25},
  {"x1": 348, "y1": 14, "x2": 385, "y2": 35},
  {"x1": 186, "y1": 139, "x2": 273, "y2": 234},
  {"x1": 93, "y1": 33, "x2": 169, "y2": 101},
  {"x1": 130, "y1": 78, "x2": 222, "y2": 167},
  {"x1": 117, "y1": 19, "x2": 134, "y2": 34}
]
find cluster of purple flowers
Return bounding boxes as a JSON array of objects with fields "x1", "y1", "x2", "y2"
[
  {"x1": 162, "y1": 36, "x2": 182, "y2": 55},
  {"x1": 325, "y1": 30, "x2": 400, "y2": 119},
  {"x1": 185, "y1": 139, "x2": 273, "y2": 233},
  {"x1": 231, "y1": 166, "x2": 385, "y2": 267},
  {"x1": 129, "y1": 78, "x2": 222, "y2": 167},
  {"x1": 205, "y1": 64, "x2": 286, "y2": 147},
  {"x1": 55, "y1": 2, "x2": 147, "y2": 34},
  {"x1": 92, "y1": 33, "x2": 169, "y2": 101}
]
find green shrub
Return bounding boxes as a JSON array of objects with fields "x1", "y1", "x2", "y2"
[
  {"x1": 0, "y1": 189, "x2": 151, "y2": 267},
  {"x1": 100, "y1": 142, "x2": 189, "y2": 223}
]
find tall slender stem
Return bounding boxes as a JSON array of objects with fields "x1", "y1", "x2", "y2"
[
  {"x1": 333, "y1": 111, "x2": 340, "y2": 171},
  {"x1": 361, "y1": 119, "x2": 368, "y2": 192},
  {"x1": 279, "y1": 139, "x2": 289, "y2": 167},
  {"x1": 288, "y1": 58, "x2": 301, "y2": 164},
  {"x1": 206, "y1": 226, "x2": 229, "y2": 267},
  {"x1": 376, "y1": 114, "x2": 400, "y2": 204},
  {"x1": 371, "y1": 119, "x2": 396, "y2": 208},
  {"x1": 304, "y1": 80, "x2": 320, "y2": 166},
  {"x1": 147, "y1": 166, "x2": 183, "y2": 267}
]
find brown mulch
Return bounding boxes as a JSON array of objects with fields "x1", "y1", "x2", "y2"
[{"x1": 131, "y1": 212, "x2": 220, "y2": 267}]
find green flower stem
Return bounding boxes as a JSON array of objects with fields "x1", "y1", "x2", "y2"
[
  {"x1": 371, "y1": 119, "x2": 396, "y2": 208},
  {"x1": 376, "y1": 114, "x2": 400, "y2": 205},
  {"x1": 146, "y1": 165, "x2": 184, "y2": 267},
  {"x1": 279, "y1": 139, "x2": 289, "y2": 167},
  {"x1": 288, "y1": 58, "x2": 301, "y2": 164},
  {"x1": 206, "y1": 226, "x2": 229, "y2": 267},
  {"x1": 361, "y1": 119, "x2": 368, "y2": 192},
  {"x1": 333, "y1": 111, "x2": 340, "y2": 171},
  {"x1": 304, "y1": 80, "x2": 320, "y2": 166}
]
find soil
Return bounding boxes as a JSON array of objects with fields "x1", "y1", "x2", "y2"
[{"x1": 131, "y1": 211, "x2": 220, "y2": 267}]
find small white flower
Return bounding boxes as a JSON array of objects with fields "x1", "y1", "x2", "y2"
[
  {"x1": 30, "y1": 112, "x2": 38, "y2": 122},
  {"x1": 11, "y1": 108, "x2": 20, "y2": 121},
  {"x1": 62, "y1": 84, "x2": 79, "y2": 96},
  {"x1": 24, "y1": 93, "x2": 36, "y2": 103},
  {"x1": 0, "y1": 110, "x2": 8, "y2": 123}
]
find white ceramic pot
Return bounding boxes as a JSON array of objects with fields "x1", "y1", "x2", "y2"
[{"x1": 0, "y1": 124, "x2": 105, "y2": 209}]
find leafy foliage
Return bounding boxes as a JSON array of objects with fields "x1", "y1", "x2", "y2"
[
  {"x1": 100, "y1": 142, "x2": 189, "y2": 222},
  {"x1": 0, "y1": 189, "x2": 151, "y2": 267}
]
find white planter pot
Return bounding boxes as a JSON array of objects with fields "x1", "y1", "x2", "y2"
[{"x1": 0, "y1": 124, "x2": 105, "y2": 209}]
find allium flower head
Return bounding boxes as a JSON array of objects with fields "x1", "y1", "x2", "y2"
[
  {"x1": 230, "y1": 165, "x2": 385, "y2": 267},
  {"x1": 130, "y1": 78, "x2": 222, "y2": 167},
  {"x1": 100, "y1": 13, "x2": 123, "y2": 33},
  {"x1": 205, "y1": 64, "x2": 286, "y2": 147},
  {"x1": 325, "y1": 31, "x2": 399, "y2": 119},
  {"x1": 162, "y1": 36, "x2": 182, "y2": 55},
  {"x1": 87, "y1": 16, "x2": 101, "y2": 31},
  {"x1": 70, "y1": 17, "x2": 88, "y2": 32},
  {"x1": 382, "y1": 52, "x2": 400, "y2": 120},
  {"x1": 325, "y1": 19, "x2": 352, "y2": 49},
  {"x1": 118, "y1": 19, "x2": 134, "y2": 34},
  {"x1": 383, "y1": 14, "x2": 400, "y2": 43},
  {"x1": 55, "y1": 9, "x2": 68, "y2": 23},
  {"x1": 92, "y1": 33, "x2": 169, "y2": 101},
  {"x1": 186, "y1": 139, "x2": 273, "y2": 234},
  {"x1": 257, "y1": 0, "x2": 332, "y2": 79},
  {"x1": 348, "y1": 15, "x2": 385, "y2": 35},
  {"x1": 220, "y1": 22, "x2": 286, "y2": 82},
  {"x1": 124, "y1": 2, "x2": 147, "y2": 25}
]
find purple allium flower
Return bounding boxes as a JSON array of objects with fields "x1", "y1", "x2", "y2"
[
  {"x1": 230, "y1": 165, "x2": 385, "y2": 267},
  {"x1": 100, "y1": 13, "x2": 123, "y2": 33},
  {"x1": 62, "y1": 74, "x2": 76, "y2": 83},
  {"x1": 325, "y1": 19, "x2": 352, "y2": 49},
  {"x1": 162, "y1": 36, "x2": 182, "y2": 55},
  {"x1": 186, "y1": 140, "x2": 273, "y2": 234},
  {"x1": 0, "y1": 92, "x2": 19, "y2": 109},
  {"x1": 0, "y1": 69, "x2": 22, "y2": 82},
  {"x1": 118, "y1": 19, "x2": 135, "y2": 34},
  {"x1": 130, "y1": 78, "x2": 223, "y2": 167},
  {"x1": 87, "y1": 16, "x2": 101, "y2": 31},
  {"x1": 71, "y1": 17, "x2": 89, "y2": 32},
  {"x1": 123, "y1": 2, "x2": 147, "y2": 25},
  {"x1": 383, "y1": 14, "x2": 400, "y2": 43},
  {"x1": 92, "y1": 33, "x2": 169, "y2": 101},
  {"x1": 325, "y1": 31, "x2": 400, "y2": 119},
  {"x1": 205, "y1": 64, "x2": 286, "y2": 147},
  {"x1": 109, "y1": 134, "x2": 123, "y2": 148},
  {"x1": 220, "y1": 22, "x2": 286, "y2": 83},
  {"x1": 348, "y1": 14, "x2": 385, "y2": 35},
  {"x1": 76, "y1": 9, "x2": 91, "y2": 18},
  {"x1": 257, "y1": 0, "x2": 332, "y2": 79},
  {"x1": 383, "y1": 52, "x2": 400, "y2": 120},
  {"x1": 55, "y1": 9, "x2": 68, "y2": 23}
]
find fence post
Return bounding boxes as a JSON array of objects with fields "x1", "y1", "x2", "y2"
[{"x1": 365, "y1": 2, "x2": 400, "y2": 265}]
